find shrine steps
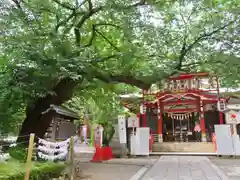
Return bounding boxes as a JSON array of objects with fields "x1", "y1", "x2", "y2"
[
  {"x1": 150, "y1": 152, "x2": 217, "y2": 156},
  {"x1": 152, "y1": 142, "x2": 215, "y2": 153}
]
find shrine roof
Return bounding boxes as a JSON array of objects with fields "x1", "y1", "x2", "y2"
[
  {"x1": 168, "y1": 72, "x2": 210, "y2": 80},
  {"x1": 119, "y1": 89, "x2": 240, "y2": 113},
  {"x1": 49, "y1": 105, "x2": 79, "y2": 119}
]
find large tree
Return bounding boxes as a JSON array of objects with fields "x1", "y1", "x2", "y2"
[{"x1": 0, "y1": 0, "x2": 239, "y2": 142}]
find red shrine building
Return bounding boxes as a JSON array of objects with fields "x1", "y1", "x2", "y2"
[{"x1": 122, "y1": 72, "x2": 228, "y2": 144}]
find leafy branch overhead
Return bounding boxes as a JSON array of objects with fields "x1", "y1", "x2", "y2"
[{"x1": 0, "y1": 0, "x2": 240, "y2": 135}]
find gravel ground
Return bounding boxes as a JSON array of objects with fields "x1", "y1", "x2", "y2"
[
  {"x1": 75, "y1": 157, "x2": 158, "y2": 180},
  {"x1": 209, "y1": 157, "x2": 240, "y2": 180}
]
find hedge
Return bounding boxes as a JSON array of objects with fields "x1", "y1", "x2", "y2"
[{"x1": 0, "y1": 162, "x2": 66, "y2": 180}]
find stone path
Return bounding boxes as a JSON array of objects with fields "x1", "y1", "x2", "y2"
[
  {"x1": 141, "y1": 156, "x2": 230, "y2": 180},
  {"x1": 75, "y1": 157, "x2": 158, "y2": 180},
  {"x1": 210, "y1": 158, "x2": 240, "y2": 180}
]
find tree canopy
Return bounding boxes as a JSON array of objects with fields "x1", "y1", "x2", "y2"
[{"x1": 0, "y1": 0, "x2": 239, "y2": 135}]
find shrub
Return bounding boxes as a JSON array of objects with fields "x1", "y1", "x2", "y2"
[
  {"x1": 8, "y1": 145, "x2": 27, "y2": 162},
  {"x1": 0, "y1": 162, "x2": 66, "y2": 180}
]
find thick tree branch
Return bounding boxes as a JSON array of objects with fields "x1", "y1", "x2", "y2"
[
  {"x1": 81, "y1": 25, "x2": 96, "y2": 47},
  {"x1": 95, "y1": 23, "x2": 121, "y2": 29},
  {"x1": 185, "y1": 20, "x2": 235, "y2": 55},
  {"x1": 74, "y1": 0, "x2": 153, "y2": 46},
  {"x1": 73, "y1": 7, "x2": 102, "y2": 46},
  {"x1": 175, "y1": 20, "x2": 235, "y2": 73},
  {"x1": 55, "y1": 0, "x2": 87, "y2": 32},
  {"x1": 94, "y1": 74, "x2": 151, "y2": 90},
  {"x1": 95, "y1": 29, "x2": 120, "y2": 51},
  {"x1": 176, "y1": 34, "x2": 188, "y2": 70},
  {"x1": 79, "y1": 23, "x2": 121, "y2": 48},
  {"x1": 87, "y1": 0, "x2": 93, "y2": 10},
  {"x1": 52, "y1": 0, "x2": 75, "y2": 10},
  {"x1": 90, "y1": 54, "x2": 120, "y2": 63},
  {"x1": 78, "y1": 67, "x2": 151, "y2": 90},
  {"x1": 11, "y1": 0, "x2": 22, "y2": 9},
  {"x1": 55, "y1": 11, "x2": 76, "y2": 31}
]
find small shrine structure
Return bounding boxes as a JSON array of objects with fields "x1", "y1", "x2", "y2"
[
  {"x1": 122, "y1": 72, "x2": 229, "y2": 143},
  {"x1": 44, "y1": 105, "x2": 79, "y2": 141}
]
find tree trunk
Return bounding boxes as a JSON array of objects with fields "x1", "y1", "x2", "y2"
[
  {"x1": 17, "y1": 77, "x2": 80, "y2": 144},
  {"x1": 16, "y1": 73, "x2": 152, "y2": 144}
]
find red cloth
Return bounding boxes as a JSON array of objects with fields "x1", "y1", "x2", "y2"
[
  {"x1": 91, "y1": 146, "x2": 114, "y2": 162},
  {"x1": 91, "y1": 145, "x2": 103, "y2": 162},
  {"x1": 102, "y1": 147, "x2": 114, "y2": 160}
]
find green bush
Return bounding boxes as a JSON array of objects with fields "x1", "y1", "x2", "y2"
[
  {"x1": 0, "y1": 162, "x2": 66, "y2": 180},
  {"x1": 8, "y1": 145, "x2": 27, "y2": 162}
]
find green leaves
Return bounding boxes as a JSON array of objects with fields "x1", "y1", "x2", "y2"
[{"x1": 0, "y1": 0, "x2": 240, "y2": 134}]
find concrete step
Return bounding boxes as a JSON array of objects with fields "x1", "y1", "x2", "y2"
[
  {"x1": 150, "y1": 152, "x2": 217, "y2": 156},
  {"x1": 152, "y1": 142, "x2": 215, "y2": 153}
]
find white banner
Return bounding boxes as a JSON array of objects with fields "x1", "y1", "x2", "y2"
[{"x1": 118, "y1": 115, "x2": 127, "y2": 144}]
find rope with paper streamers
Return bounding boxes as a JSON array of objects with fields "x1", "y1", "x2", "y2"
[
  {"x1": 0, "y1": 153, "x2": 10, "y2": 162},
  {"x1": 37, "y1": 137, "x2": 72, "y2": 161}
]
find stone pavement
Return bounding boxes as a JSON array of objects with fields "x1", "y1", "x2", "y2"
[
  {"x1": 141, "y1": 156, "x2": 230, "y2": 180},
  {"x1": 75, "y1": 157, "x2": 158, "y2": 180},
  {"x1": 210, "y1": 157, "x2": 240, "y2": 180}
]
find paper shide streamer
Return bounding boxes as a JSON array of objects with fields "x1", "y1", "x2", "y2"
[
  {"x1": 37, "y1": 137, "x2": 71, "y2": 161},
  {"x1": 0, "y1": 153, "x2": 10, "y2": 162}
]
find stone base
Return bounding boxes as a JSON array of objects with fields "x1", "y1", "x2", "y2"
[
  {"x1": 152, "y1": 142, "x2": 215, "y2": 152},
  {"x1": 109, "y1": 124, "x2": 129, "y2": 156}
]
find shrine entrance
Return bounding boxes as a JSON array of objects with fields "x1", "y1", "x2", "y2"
[
  {"x1": 163, "y1": 113, "x2": 196, "y2": 142},
  {"x1": 139, "y1": 72, "x2": 227, "y2": 144},
  {"x1": 120, "y1": 72, "x2": 228, "y2": 152}
]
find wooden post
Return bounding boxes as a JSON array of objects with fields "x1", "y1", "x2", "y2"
[
  {"x1": 69, "y1": 136, "x2": 75, "y2": 180},
  {"x1": 24, "y1": 133, "x2": 35, "y2": 180}
]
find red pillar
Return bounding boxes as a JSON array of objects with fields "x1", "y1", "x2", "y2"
[{"x1": 219, "y1": 112, "x2": 224, "y2": 124}]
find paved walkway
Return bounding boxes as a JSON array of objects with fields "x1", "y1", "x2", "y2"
[
  {"x1": 75, "y1": 157, "x2": 158, "y2": 180},
  {"x1": 141, "y1": 156, "x2": 229, "y2": 180},
  {"x1": 210, "y1": 158, "x2": 240, "y2": 180}
]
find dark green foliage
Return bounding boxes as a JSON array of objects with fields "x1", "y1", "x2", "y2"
[
  {"x1": 102, "y1": 123, "x2": 115, "y2": 147},
  {"x1": 8, "y1": 146, "x2": 27, "y2": 162},
  {"x1": 0, "y1": 0, "x2": 240, "y2": 136},
  {"x1": 0, "y1": 163, "x2": 65, "y2": 180}
]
